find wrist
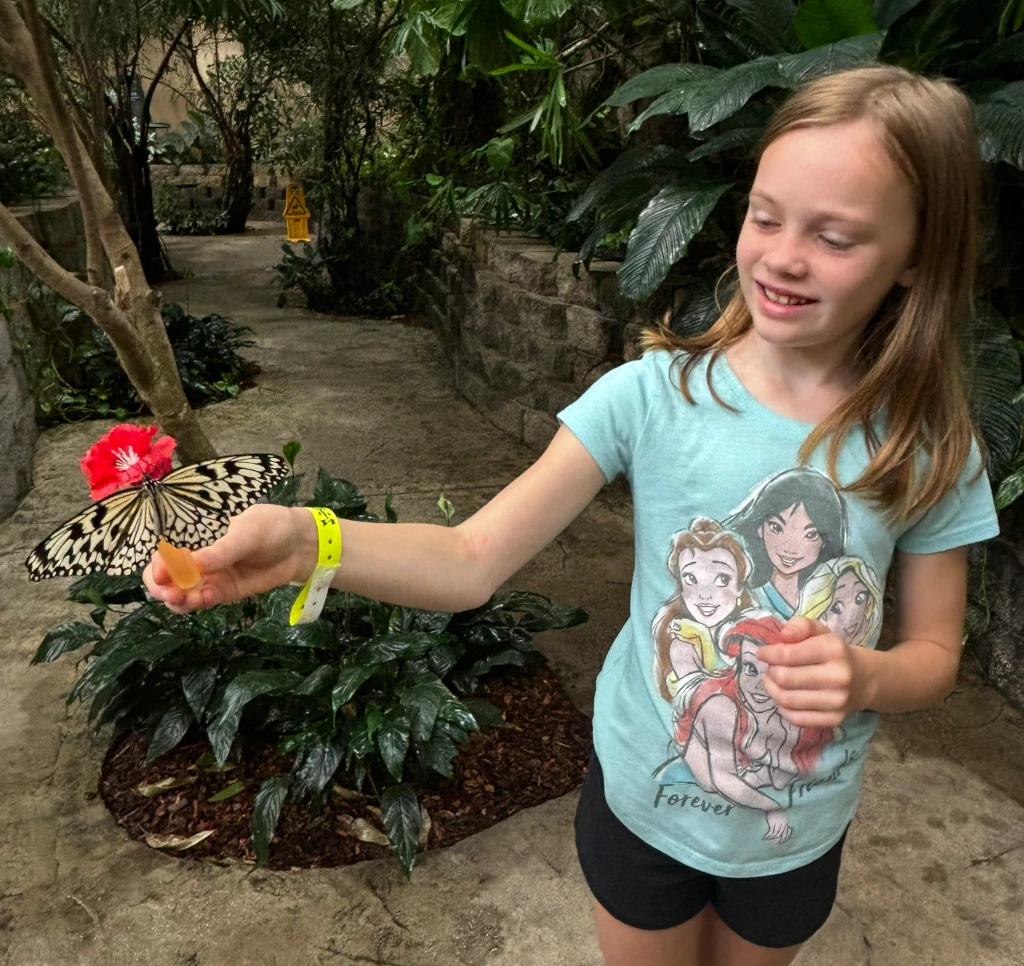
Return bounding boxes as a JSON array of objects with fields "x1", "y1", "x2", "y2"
[
  {"x1": 848, "y1": 644, "x2": 880, "y2": 713},
  {"x1": 289, "y1": 506, "x2": 320, "y2": 585}
]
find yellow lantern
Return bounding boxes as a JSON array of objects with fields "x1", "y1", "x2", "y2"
[{"x1": 283, "y1": 183, "x2": 311, "y2": 242}]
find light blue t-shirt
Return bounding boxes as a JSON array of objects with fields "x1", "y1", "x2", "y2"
[{"x1": 558, "y1": 348, "x2": 999, "y2": 876}]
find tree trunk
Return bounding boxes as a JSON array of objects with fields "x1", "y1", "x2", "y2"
[{"x1": 222, "y1": 128, "x2": 254, "y2": 234}]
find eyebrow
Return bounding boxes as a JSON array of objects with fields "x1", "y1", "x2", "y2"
[{"x1": 748, "y1": 190, "x2": 872, "y2": 228}]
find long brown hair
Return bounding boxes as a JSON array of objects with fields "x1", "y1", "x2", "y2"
[{"x1": 640, "y1": 66, "x2": 985, "y2": 523}]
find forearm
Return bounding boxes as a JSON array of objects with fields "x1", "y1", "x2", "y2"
[
  {"x1": 290, "y1": 508, "x2": 488, "y2": 613},
  {"x1": 851, "y1": 638, "x2": 960, "y2": 714}
]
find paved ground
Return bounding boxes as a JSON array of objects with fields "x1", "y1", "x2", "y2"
[{"x1": 1, "y1": 224, "x2": 1022, "y2": 966}]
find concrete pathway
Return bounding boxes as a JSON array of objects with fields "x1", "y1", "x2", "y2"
[{"x1": 0, "y1": 224, "x2": 1022, "y2": 966}]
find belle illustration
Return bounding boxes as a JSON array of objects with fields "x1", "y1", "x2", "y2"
[
  {"x1": 664, "y1": 614, "x2": 835, "y2": 844},
  {"x1": 724, "y1": 467, "x2": 848, "y2": 619},
  {"x1": 798, "y1": 555, "x2": 883, "y2": 648},
  {"x1": 651, "y1": 518, "x2": 755, "y2": 704}
]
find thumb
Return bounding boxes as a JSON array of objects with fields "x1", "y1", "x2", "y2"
[{"x1": 780, "y1": 614, "x2": 829, "y2": 642}]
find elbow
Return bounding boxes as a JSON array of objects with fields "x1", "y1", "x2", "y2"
[{"x1": 452, "y1": 523, "x2": 497, "y2": 611}]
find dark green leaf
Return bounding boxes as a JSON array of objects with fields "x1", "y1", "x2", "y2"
[
  {"x1": 378, "y1": 714, "x2": 411, "y2": 780},
  {"x1": 384, "y1": 489, "x2": 398, "y2": 523},
  {"x1": 492, "y1": 590, "x2": 590, "y2": 631},
  {"x1": 439, "y1": 698, "x2": 480, "y2": 733},
  {"x1": 400, "y1": 677, "x2": 452, "y2": 742},
  {"x1": 295, "y1": 665, "x2": 338, "y2": 696},
  {"x1": 871, "y1": 0, "x2": 925, "y2": 29},
  {"x1": 723, "y1": 0, "x2": 801, "y2": 53},
  {"x1": 604, "y1": 63, "x2": 720, "y2": 108},
  {"x1": 463, "y1": 698, "x2": 509, "y2": 729},
  {"x1": 380, "y1": 784, "x2": 421, "y2": 874},
  {"x1": 619, "y1": 182, "x2": 732, "y2": 301},
  {"x1": 775, "y1": 32, "x2": 883, "y2": 85},
  {"x1": 975, "y1": 82, "x2": 1024, "y2": 170},
  {"x1": 416, "y1": 732, "x2": 459, "y2": 776},
  {"x1": 310, "y1": 468, "x2": 368, "y2": 516},
  {"x1": 356, "y1": 632, "x2": 436, "y2": 665},
  {"x1": 252, "y1": 774, "x2": 291, "y2": 866},
  {"x1": 182, "y1": 665, "x2": 219, "y2": 719},
  {"x1": 995, "y1": 453, "x2": 1024, "y2": 510},
  {"x1": 969, "y1": 31, "x2": 1024, "y2": 74},
  {"x1": 686, "y1": 126, "x2": 763, "y2": 161},
  {"x1": 332, "y1": 664, "x2": 376, "y2": 711},
  {"x1": 146, "y1": 703, "x2": 195, "y2": 764},
  {"x1": 501, "y1": 0, "x2": 573, "y2": 25},
  {"x1": 264, "y1": 473, "x2": 301, "y2": 506},
  {"x1": 242, "y1": 617, "x2": 336, "y2": 650},
  {"x1": 69, "y1": 632, "x2": 187, "y2": 705},
  {"x1": 466, "y1": 0, "x2": 515, "y2": 72},
  {"x1": 294, "y1": 738, "x2": 344, "y2": 798},
  {"x1": 208, "y1": 670, "x2": 302, "y2": 765},
  {"x1": 568, "y1": 145, "x2": 687, "y2": 222},
  {"x1": 794, "y1": 0, "x2": 878, "y2": 49},
  {"x1": 426, "y1": 638, "x2": 464, "y2": 677},
  {"x1": 68, "y1": 573, "x2": 146, "y2": 606},
  {"x1": 32, "y1": 621, "x2": 102, "y2": 665}
]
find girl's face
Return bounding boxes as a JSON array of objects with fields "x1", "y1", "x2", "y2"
[
  {"x1": 824, "y1": 569, "x2": 871, "y2": 645},
  {"x1": 678, "y1": 546, "x2": 741, "y2": 627},
  {"x1": 758, "y1": 502, "x2": 823, "y2": 576},
  {"x1": 736, "y1": 119, "x2": 918, "y2": 356}
]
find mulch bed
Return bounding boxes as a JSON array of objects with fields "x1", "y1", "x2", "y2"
[{"x1": 99, "y1": 659, "x2": 592, "y2": 870}]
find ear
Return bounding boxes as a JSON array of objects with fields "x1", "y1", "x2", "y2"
[{"x1": 896, "y1": 260, "x2": 917, "y2": 288}]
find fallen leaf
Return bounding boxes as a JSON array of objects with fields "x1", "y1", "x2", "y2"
[
  {"x1": 136, "y1": 774, "x2": 197, "y2": 797},
  {"x1": 144, "y1": 830, "x2": 215, "y2": 851}
]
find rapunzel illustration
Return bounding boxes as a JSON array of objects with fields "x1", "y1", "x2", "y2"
[
  {"x1": 651, "y1": 517, "x2": 755, "y2": 704},
  {"x1": 662, "y1": 613, "x2": 836, "y2": 844},
  {"x1": 798, "y1": 555, "x2": 883, "y2": 648},
  {"x1": 724, "y1": 467, "x2": 848, "y2": 619}
]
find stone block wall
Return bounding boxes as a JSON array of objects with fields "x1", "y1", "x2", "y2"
[
  {"x1": 0, "y1": 196, "x2": 84, "y2": 520},
  {"x1": 150, "y1": 164, "x2": 294, "y2": 219},
  {"x1": 415, "y1": 218, "x2": 687, "y2": 451}
]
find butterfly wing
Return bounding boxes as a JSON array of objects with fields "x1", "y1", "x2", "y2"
[
  {"x1": 154, "y1": 453, "x2": 291, "y2": 550},
  {"x1": 25, "y1": 486, "x2": 159, "y2": 580}
]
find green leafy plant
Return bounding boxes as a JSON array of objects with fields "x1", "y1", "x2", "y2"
[
  {"x1": 153, "y1": 183, "x2": 231, "y2": 236},
  {"x1": 0, "y1": 77, "x2": 65, "y2": 203},
  {"x1": 34, "y1": 300, "x2": 257, "y2": 425},
  {"x1": 32, "y1": 462, "x2": 587, "y2": 873},
  {"x1": 149, "y1": 110, "x2": 226, "y2": 167}
]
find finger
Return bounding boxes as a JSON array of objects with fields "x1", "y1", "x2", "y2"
[
  {"x1": 779, "y1": 615, "x2": 829, "y2": 642},
  {"x1": 758, "y1": 637, "x2": 843, "y2": 667},
  {"x1": 148, "y1": 552, "x2": 173, "y2": 587},
  {"x1": 765, "y1": 662, "x2": 853, "y2": 691},
  {"x1": 776, "y1": 706, "x2": 846, "y2": 728},
  {"x1": 769, "y1": 686, "x2": 849, "y2": 712}
]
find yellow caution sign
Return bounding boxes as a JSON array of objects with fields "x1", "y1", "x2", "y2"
[{"x1": 283, "y1": 183, "x2": 311, "y2": 242}]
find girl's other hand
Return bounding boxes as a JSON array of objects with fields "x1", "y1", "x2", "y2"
[
  {"x1": 143, "y1": 504, "x2": 317, "y2": 613},
  {"x1": 758, "y1": 615, "x2": 868, "y2": 728}
]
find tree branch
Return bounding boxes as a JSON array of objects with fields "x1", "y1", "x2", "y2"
[
  {"x1": 0, "y1": 201, "x2": 135, "y2": 347},
  {"x1": 142, "y1": 20, "x2": 190, "y2": 122}
]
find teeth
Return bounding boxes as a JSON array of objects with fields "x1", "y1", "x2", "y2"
[{"x1": 762, "y1": 285, "x2": 812, "y2": 306}]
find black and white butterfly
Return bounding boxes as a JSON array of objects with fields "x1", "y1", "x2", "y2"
[{"x1": 25, "y1": 454, "x2": 291, "y2": 581}]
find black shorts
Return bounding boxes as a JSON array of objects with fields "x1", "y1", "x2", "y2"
[{"x1": 574, "y1": 751, "x2": 847, "y2": 949}]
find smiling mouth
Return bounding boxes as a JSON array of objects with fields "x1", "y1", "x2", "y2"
[
  {"x1": 757, "y1": 282, "x2": 817, "y2": 306},
  {"x1": 778, "y1": 555, "x2": 802, "y2": 567},
  {"x1": 696, "y1": 604, "x2": 719, "y2": 617},
  {"x1": 748, "y1": 691, "x2": 772, "y2": 704}
]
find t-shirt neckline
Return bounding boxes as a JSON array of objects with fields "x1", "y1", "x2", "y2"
[{"x1": 712, "y1": 351, "x2": 820, "y2": 432}]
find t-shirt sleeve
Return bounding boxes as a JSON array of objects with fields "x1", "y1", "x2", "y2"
[
  {"x1": 556, "y1": 352, "x2": 656, "y2": 484},
  {"x1": 895, "y1": 439, "x2": 1001, "y2": 554}
]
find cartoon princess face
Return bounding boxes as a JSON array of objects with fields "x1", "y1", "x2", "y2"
[
  {"x1": 678, "y1": 545, "x2": 743, "y2": 629},
  {"x1": 823, "y1": 569, "x2": 871, "y2": 644},
  {"x1": 797, "y1": 555, "x2": 883, "y2": 649},
  {"x1": 737, "y1": 637, "x2": 773, "y2": 711},
  {"x1": 758, "y1": 503, "x2": 824, "y2": 577}
]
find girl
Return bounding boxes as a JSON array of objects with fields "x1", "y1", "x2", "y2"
[{"x1": 145, "y1": 66, "x2": 1000, "y2": 966}]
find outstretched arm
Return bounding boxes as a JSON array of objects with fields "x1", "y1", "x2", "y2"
[{"x1": 145, "y1": 425, "x2": 608, "y2": 614}]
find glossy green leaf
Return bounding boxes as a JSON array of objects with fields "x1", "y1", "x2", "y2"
[
  {"x1": 146, "y1": 703, "x2": 195, "y2": 764},
  {"x1": 331, "y1": 664, "x2": 376, "y2": 711},
  {"x1": 378, "y1": 714, "x2": 411, "y2": 780},
  {"x1": 605, "y1": 63, "x2": 720, "y2": 108},
  {"x1": 686, "y1": 126, "x2": 763, "y2": 161},
  {"x1": 794, "y1": 0, "x2": 878, "y2": 49},
  {"x1": 723, "y1": 0, "x2": 800, "y2": 53},
  {"x1": 619, "y1": 182, "x2": 732, "y2": 301},
  {"x1": 208, "y1": 778, "x2": 247, "y2": 802},
  {"x1": 252, "y1": 774, "x2": 291, "y2": 866},
  {"x1": 400, "y1": 677, "x2": 451, "y2": 742},
  {"x1": 182, "y1": 665, "x2": 219, "y2": 719},
  {"x1": 975, "y1": 82, "x2": 1024, "y2": 170},
  {"x1": 31, "y1": 621, "x2": 102, "y2": 665},
  {"x1": 381, "y1": 784, "x2": 421, "y2": 874},
  {"x1": 208, "y1": 670, "x2": 302, "y2": 765}
]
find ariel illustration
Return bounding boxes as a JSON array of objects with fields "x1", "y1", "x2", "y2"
[
  {"x1": 651, "y1": 517, "x2": 755, "y2": 704},
  {"x1": 798, "y1": 555, "x2": 883, "y2": 648},
  {"x1": 724, "y1": 467, "x2": 848, "y2": 619},
  {"x1": 660, "y1": 613, "x2": 836, "y2": 844}
]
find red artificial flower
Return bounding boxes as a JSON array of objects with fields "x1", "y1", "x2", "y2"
[{"x1": 80, "y1": 424, "x2": 177, "y2": 500}]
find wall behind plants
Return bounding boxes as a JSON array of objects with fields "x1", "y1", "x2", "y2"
[{"x1": 416, "y1": 217, "x2": 690, "y2": 450}]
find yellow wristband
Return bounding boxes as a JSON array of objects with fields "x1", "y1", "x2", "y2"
[{"x1": 289, "y1": 507, "x2": 342, "y2": 625}]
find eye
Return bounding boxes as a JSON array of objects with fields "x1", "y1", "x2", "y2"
[
  {"x1": 753, "y1": 216, "x2": 779, "y2": 230},
  {"x1": 829, "y1": 601, "x2": 844, "y2": 616},
  {"x1": 682, "y1": 572, "x2": 698, "y2": 585},
  {"x1": 855, "y1": 591, "x2": 868, "y2": 605},
  {"x1": 806, "y1": 529, "x2": 820, "y2": 543},
  {"x1": 714, "y1": 573, "x2": 730, "y2": 587},
  {"x1": 821, "y1": 235, "x2": 854, "y2": 251},
  {"x1": 768, "y1": 521, "x2": 782, "y2": 534}
]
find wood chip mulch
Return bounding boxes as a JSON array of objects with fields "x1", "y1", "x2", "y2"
[{"x1": 99, "y1": 659, "x2": 592, "y2": 870}]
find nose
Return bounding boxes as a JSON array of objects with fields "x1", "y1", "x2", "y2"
[{"x1": 761, "y1": 229, "x2": 808, "y2": 278}]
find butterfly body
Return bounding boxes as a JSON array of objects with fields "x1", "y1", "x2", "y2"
[{"x1": 26, "y1": 453, "x2": 290, "y2": 581}]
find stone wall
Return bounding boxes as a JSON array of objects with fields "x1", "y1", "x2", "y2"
[
  {"x1": 150, "y1": 164, "x2": 293, "y2": 219},
  {"x1": 0, "y1": 196, "x2": 85, "y2": 520},
  {"x1": 415, "y1": 218, "x2": 687, "y2": 451}
]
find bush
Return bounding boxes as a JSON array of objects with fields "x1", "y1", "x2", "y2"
[
  {"x1": 153, "y1": 183, "x2": 230, "y2": 236},
  {"x1": 34, "y1": 300, "x2": 257, "y2": 425},
  {"x1": 0, "y1": 78, "x2": 65, "y2": 203},
  {"x1": 32, "y1": 463, "x2": 587, "y2": 872}
]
